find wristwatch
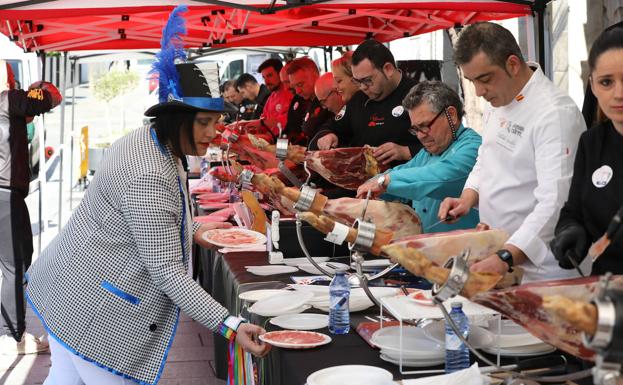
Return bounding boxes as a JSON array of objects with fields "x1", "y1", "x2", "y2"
[
  {"x1": 377, "y1": 174, "x2": 387, "y2": 188},
  {"x1": 495, "y1": 249, "x2": 514, "y2": 272}
]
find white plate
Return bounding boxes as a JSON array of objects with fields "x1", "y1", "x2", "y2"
[
  {"x1": 283, "y1": 257, "x2": 329, "y2": 266},
  {"x1": 269, "y1": 313, "x2": 329, "y2": 330},
  {"x1": 202, "y1": 228, "x2": 267, "y2": 248},
  {"x1": 370, "y1": 326, "x2": 444, "y2": 360},
  {"x1": 350, "y1": 259, "x2": 392, "y2": 271},
  {"x1": 486, "y1": 319, "x2": 543, "y2": 348},
  {"x1": 249, "y1": 291, "x2": 314, "y2": 317},
  {"x1": 482, "y1": 343, "x2": 556, "y2": 357},
  {"x1": 307, "y1": 365, "x2": 393, "y2": 385},
  {"x1": 313, "y1": 296, "x2": 373, "y2": 313},
  {"x1": 288, "y1": 284, "x2": 330, "y2": 298},
  {"x1": 379, "y1": 353, "x2": 445, "y2": 367},
  {"x1": 422, "y1": 320, "x2": 494, "y2": 349},
  {"x1": 251, "y1": 304, "x2": 311, "y2": 318},
  {"x1": 298, "y1": 262, "x2": 350, "y2": 275},
  {"x1": 246, "y1": 265, "x2": 299, "y2": 276},
  {"x1": 351, "y1": 287, "x2": 399, "y2": 299},
  {"x1": 238, "y1": 289, "x2": 287, "y2": 303},
  {"x1": 260, "y1": 330, "x2": 331, "y2": 349}
]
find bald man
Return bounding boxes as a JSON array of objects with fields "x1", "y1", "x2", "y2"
[{"x1": 315, "y1": 72, "x2": 344, "y2": 115}]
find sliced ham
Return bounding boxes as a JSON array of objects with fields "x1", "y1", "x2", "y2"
[
  {"x1": 304, "y1": 147, "x2": 389, "y2": 190},
  {"x1": 388, "y1": 228, "x2": 509, "y2": 265}
]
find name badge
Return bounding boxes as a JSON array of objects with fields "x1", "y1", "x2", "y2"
[
  {"x1": 495, "y1": 119, "x2": 525, "y2": 152},
  {"x1": 592, "y1": 165, "x2": 613, "y2": 188}
]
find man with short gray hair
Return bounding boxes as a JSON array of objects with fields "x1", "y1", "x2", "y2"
[{"x1": 356, "y1": 80, "x2": 481, "y2": 232}]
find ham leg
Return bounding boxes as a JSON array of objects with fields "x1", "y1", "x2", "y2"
[
  {"x1": 247, "y1": 134, "x2": 306, "y2": 164},
  {"x1": 281, "y1": 187, "x2": 422, "y2": 239},
  {"x1": 471, "y1": 275, "x2": 623, "y2": 360},
  {"x1": 304, "y1": 147, "x2": 389, "y2": 190}
]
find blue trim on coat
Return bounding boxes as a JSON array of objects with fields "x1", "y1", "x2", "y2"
[
  {"x1": 101, "y1": 280, "x2": 141, "y2": 305},
  {"x1": 153, "y1": 308, "x2": 181, "y2": 384},
  {"x1": 25, "y1": 291, "x2": 155, "y2": 385},
  {"x1": 150, "y1": 127, "x2": 167, "y2": 155}
]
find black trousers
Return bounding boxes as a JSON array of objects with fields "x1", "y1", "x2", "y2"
[{"x1": 0, "y1": 188, "x2": 33, "y2": 341}]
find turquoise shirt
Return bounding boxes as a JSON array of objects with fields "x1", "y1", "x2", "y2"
[{"x1": 382, "y1": 124, "x2": 481, "y2": 233}]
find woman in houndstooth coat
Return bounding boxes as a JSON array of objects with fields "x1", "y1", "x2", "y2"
[{"x1": 25, "y1": 63, "x2": 269, "y2": 385}]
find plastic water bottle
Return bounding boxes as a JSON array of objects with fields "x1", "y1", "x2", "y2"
[
  {"x1": 328, "y1": 269, "x2": 350, "y2": 334},
  {"x1": 200, "y1": 157, "x2": 209, "y2": 179},
  {"x1": 445, "y1": 302, "x2": 470, "y2": 373}
]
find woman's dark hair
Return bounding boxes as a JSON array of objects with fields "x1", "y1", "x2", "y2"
[
  {"x1": 152, "y1": 111, "x2": 196, "y2": 157},
  {"x1": 588, "y1": 26, "x2": 623, "y2": 74}
]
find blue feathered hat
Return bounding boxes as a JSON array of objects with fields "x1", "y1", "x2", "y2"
[{"x1": 145, "y1": 5, "x2": 235, "y2": 117}]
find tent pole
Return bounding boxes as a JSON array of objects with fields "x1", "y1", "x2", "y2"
[
  {"x1": 57, "y1": 51, "x2": 68, "y2": 230},
  {"x1": 536, "y1": 0, "x2": 546, "y2": 69},
  {"x1": 69, "y1": 58, "x2": 77, "y2": 211},
  {"x1": 37, "y1": 50, "x2": 47, "y2": 255}
]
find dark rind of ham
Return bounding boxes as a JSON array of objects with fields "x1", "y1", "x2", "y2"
[
  {"x1": 472, "y1": 275, "x2": 623, "y2": 361},
  {"x1": 304, "y1": 147, "x2": 388, "y2": 190}
]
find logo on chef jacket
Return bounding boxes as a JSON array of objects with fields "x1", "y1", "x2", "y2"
[
  {"x1": 391, "y1": 105, "x2": 404, "y2": 117},
  {"x1": 368, "y1": 113, "x2": 385, "y2": 127},
  {"x1": 304, "y1": 112, "x2": 310, "y2": 122},
  {"x1": 592, "y1": 165, "x2": 613, "y2": 188},
  {"x1": 293, "y1": 101, "x2": 299, "y2": 111},
  {"x1": 314, "y1": 107, "x2": 321, "y2": 116},
  {"x1": 335, "y1": 106, "x2": 346, "y2": 121},
  {"x1": 276, "y1": 103, "x2": 282, "y2": 112},
  {"x1": 495, "y1": 118, "x2": 524, "y2": 151}
]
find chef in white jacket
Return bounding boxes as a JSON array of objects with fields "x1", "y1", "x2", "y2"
[{"x1": 439, "y1": 22, "x2": 591, "y2": 282}]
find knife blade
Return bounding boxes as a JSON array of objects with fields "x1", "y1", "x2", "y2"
[{"x1": 426, "y1": 215, "x2": 455, "y2": 231}]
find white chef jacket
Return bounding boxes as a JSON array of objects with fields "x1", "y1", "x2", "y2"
[{"x1": 464, "y1": 63, "x2": 591, "y2": 282}]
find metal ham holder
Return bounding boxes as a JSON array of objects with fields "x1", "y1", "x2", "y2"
[
  {"x1": 275, "y1": 138, "x2": 304, "y2": 187},
  {"x1": 581, "y1": 273, "x2": 623, "y2": 385},
  {"x1": 293, "y1": 182, "x2": 400, "y2": 308},
  {"x1": 219, "y1": 125, "x2": 241, "y2": 179},
  {"x1": 429, "y1": 252, "x2": 599, "y2": 383}
]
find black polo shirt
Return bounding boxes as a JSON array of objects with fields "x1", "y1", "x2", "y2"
[{"x1": 328, "y1": 74, "x2": 422, "y2": 160}]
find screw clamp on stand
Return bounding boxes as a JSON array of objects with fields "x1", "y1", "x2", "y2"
[{"x1": 275, "y1": 138, "x2": 303, "y2": 187}]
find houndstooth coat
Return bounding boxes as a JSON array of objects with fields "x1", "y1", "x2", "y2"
[{"x1": 26, "y1": 126, "x2": 229, "y2": 385}]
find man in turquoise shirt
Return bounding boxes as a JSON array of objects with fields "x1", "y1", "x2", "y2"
[{"x1": 356, "y1": 81, "x2": 481, "y2": 233}]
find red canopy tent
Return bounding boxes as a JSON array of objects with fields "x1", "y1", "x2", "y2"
[
  {"x1": 0, "y1": 0, "x2": 542, "y2": 245},
  {"x1": 0, "y1": 1, "x2": 535, "y2": 52}
]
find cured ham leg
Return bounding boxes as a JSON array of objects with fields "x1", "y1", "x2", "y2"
[
  {"x1": 304, "y1": 147, "x2": 389, "y2": 190},
  {"x1": 247, "y1": 134, "x2": 307, "y2": 164},
  {"x1": 379, "y1": 245, "x2": 502, "y2": 299},
  {"x1": 542, "y1": 295, "x2": 597, "y2": 336},
  {"x1": 471, "y1": 275, "x2": 623, "y2": 360},
  {"x1": 387, "y1": 228, "x2": 509, "y2": 265},
  {"x1": 281, "y1": 187, "x2": 422, "y2": 239},
  {"x1": 297, "y1": 212, "x2": 393, "y2": 256}
]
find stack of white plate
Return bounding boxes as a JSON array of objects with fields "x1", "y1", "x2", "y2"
[
  {"x1": 245, "y1": 265, "x2": 299, "y2": 276},
  {"x1": 370, "y1": 325, "x2": 445, "y2": 367},
  {"x1": 238, "y1": 289, "x2": 286, "y2": 303},
  {"x1": 298, "y1": 262, "x2": 351, "y2": 275},
  {"x1": 269, "y1": 313, "x2": 329, "y2": 330},
  {"x1": 282, "y1": 257, "x2": 329, "y2": 266},
  {"x1": 482, "y1": 319, "x2": 555, "y2": 356},
  {"x1": 307, "y1": 365, "x2": 394, "y2": 385},
  {"x1": 422, "y1": 320, "x2": 494, "y2": 349},
  {"x1": 248, "y1": 291, "x2": 313, "y2": 317},
  {"x1": 294, "y1": 286, "x2": 398, "y2": 313}
]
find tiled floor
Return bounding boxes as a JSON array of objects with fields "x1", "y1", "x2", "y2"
[{"x1": 0, "y1": 308, "x2": 226, "y2": 385}]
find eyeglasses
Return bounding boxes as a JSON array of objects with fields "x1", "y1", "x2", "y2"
[
  {"x1": 351, "y1": 72, "x2": 376, "y2": 88},
  {"x1": 318, "y1": 89, "x2": 336, "y2": 105},
  {"x1": 408, "y1": 108, "x2": 446, "y2": 136}
]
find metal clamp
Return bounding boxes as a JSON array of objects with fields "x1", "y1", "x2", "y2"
[
  {"x1": 294, "y1": 213, "x2": 335, "y2": 277},
  {"x1": 238, "y1": 169, "x2": 254, "y2": 190},
  {"x1": 275, "y1": 138, "x2": 289, "y2": 160},
  {"x1": 347, "y1": 219, "x2": 376, "y2": 252},
  {"x1": 431, "y1": 249, "x2": 470, "y2": 303},
  {"x1": 293, "y1": 185, "x2": 317, "y2": 212}
]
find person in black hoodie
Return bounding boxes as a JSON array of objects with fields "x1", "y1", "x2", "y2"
[
  {"x1": 316, "y1": 39, "x2": 422, "y2": 166},
  {"x1": 551, "y1": 25, "x2": 623, "y2": 275}
]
